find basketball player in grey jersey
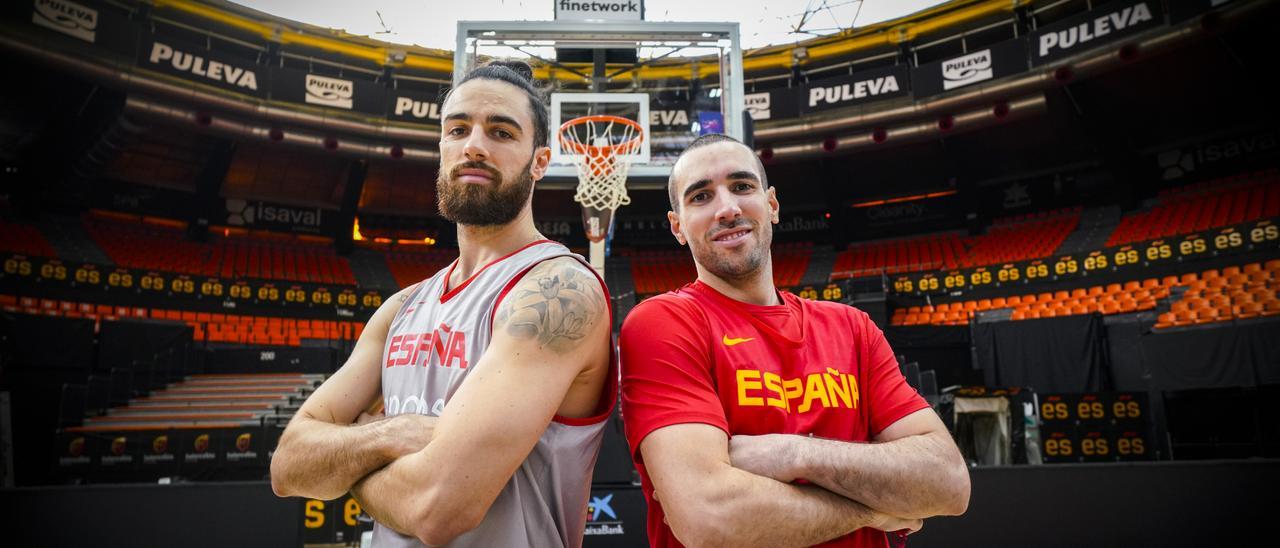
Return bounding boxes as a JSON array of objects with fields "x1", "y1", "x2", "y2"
[{"x1": 270, "y1": 61, "x2": 614, "y2": 547}]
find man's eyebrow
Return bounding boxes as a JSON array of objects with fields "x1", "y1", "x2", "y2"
[
  {"x1": 444, "y1": 112, "x2": 470, "y2": 123},
  {"x1": 682, "y1": 179, "x2": 711, "y2": 201},
  {"x1": 682, "y1": 171, "x2": 761, "y2": 201},
  {"x1": 487, "y1": 114, "x2": 523, "y2": 132}
]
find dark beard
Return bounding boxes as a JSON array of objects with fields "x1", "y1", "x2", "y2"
[
  {"x1": 692, "y1": 218, "x2": 772, "y2": 281},
  {"x1": 436, "y1": 157, "x2": 535, "y2": 226}
]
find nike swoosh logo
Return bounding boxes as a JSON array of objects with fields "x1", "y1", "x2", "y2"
[{"x1": 723, "y1": 335, "x2": 755, "y2": 346}]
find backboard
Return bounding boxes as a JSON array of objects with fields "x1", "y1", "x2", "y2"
[{"x1": 453, "y1": 20, "x2": 744, "y2": 184}]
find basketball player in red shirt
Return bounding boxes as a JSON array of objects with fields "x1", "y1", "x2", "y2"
[{"x1": 620, "y1": 134, "x2": 970, "y2": 547}]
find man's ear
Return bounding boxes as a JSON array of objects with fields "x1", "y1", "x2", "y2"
[
  {"x1": 767, "y1": 186, "x2": 780, "y2": 224},
  {"x1": 529, "y1": 146, "x2": 552, "y2": 181},
  {"x1": 667, "y1": 210, "x2": 686, "y2": 246}
]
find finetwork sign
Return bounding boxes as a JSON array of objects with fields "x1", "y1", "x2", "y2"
[
  {"x1": 305, "y1": 74, "x2": 354, "y2": 110},
  {"x1": 942, "y1": 49, "x2": 993, "y2": 90},
  {"x1": 33, "y1": 0, "x2": 97, "y2": 43},
  {"x1": 555, "y1": 0, "x2": 643, "y2": 21}
]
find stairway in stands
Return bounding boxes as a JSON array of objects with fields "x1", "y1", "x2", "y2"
[
  {"x1": 37, "y1": 214, "x2": 113, "y2": 264},
  {"x1": 799, "y1": 245, "x2": 838, "y2": 287},
  {"x1": 347, "y1": 248, "x2": 400, "y2": 291},
  {"x1": 1053, "y1": 205, "x2": 1122, "y2": 256},
  {"x1": 66, "y1": 373, "x2": 322, "y2": 432}
]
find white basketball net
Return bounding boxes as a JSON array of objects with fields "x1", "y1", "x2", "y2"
[{"x1": 562, "y1": 116, "x2": 643, "y2": 212}]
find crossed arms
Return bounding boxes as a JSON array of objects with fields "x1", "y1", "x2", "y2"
[
  {"x1": 621, "y1": 304, "x2": 970, "y2": 548},
  {"x1": 270, "y1": 257, "x2": 609, "y2": 545}
]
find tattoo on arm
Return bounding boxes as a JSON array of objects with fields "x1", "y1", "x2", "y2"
[{"x1": 494, "y1": 259, "x2": 604, "y2": 354}]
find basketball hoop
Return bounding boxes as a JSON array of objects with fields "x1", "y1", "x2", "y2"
[{"x1": 559, "y1": 115, "x2": 644, "y2": 244}]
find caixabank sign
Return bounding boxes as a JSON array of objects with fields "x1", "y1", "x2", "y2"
[{"x1": 583, "y1": 487, "x2": 647, "y2": 547}]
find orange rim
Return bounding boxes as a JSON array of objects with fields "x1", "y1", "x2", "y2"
[{"x1": 558, "y1": 115, "x2": 645, "y2": 156}]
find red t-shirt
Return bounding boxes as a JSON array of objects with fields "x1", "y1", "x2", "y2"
[{"x1": 620, "y1": 281, "x2": 929, "y2": 548}]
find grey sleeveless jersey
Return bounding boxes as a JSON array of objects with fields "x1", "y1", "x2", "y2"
[{"x1": 373, "y1": 240, "x2": 616, "y2": 548}]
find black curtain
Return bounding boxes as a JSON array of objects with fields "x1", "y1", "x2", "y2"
[
  {"x1": 0, "y1": 314, "x2": 96, "y2": 486},
  {"x1": 974, "y1": 314, "x2": 1108, "y2": 393},
  {"x1": 97, "y1": 319, "x2": 192, "y2": 371},
  {"x1": 0, "y1": 313, "x2": 94, "y2": 370},
  {"x1": 885, "y1": 325, "x2": 979, "y2": 388},
  {"x1": 1106, "y1": 320, "x2": 1149, "y2": 392},
  {"x1": 1143, "y1": 319, "x2": 1280, "y2": 390}
]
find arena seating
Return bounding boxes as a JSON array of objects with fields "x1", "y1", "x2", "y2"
[
  {"x1": 0, "y1": 294, "x2": 364, "y2": 347},
  {"x1": 833, "y1": 207, "x2": 1081, "y2": 280},
  {"x1": 83, "y1": 211, "x2": 356, "y2": 285},
  {"x1": 964, "y1": 208, "x2": 1080, "y2": 267},
  {"x1": 832, "y1": 232, "x2": 967, "y2": 278},
  {"x1": 625, "y1": 248, "x2": 698, "y2": 296},
  {"x1": 625, "y1": 241, "x2": 813, "y2": 296},
  {"x1": 892, "y1": 259, "x2": 1280, "y2": 327},
  {"x1": 383, "y1": 247, "x2": 457, "y2": 288},
  {"x1": 1154, "y1": 260, "x2": 1280, "y2": 329},
  {"x1": 217, "y1": 231, "x2": 356, "y2": 285},
  {"x1": 63, "y1": 373, "x2": 320, "y2": 433},
  {"x1": 1106, "y1": 169, "x2": 1280, "y2": 247},
  {"x1": 0, "y1": 216, "x2": 58, "y2": 257},
  {"x1": 82, "y1": 212, "x2": 219, "y2": 275}
]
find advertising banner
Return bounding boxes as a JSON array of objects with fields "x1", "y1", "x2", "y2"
[
  {"x1": 554, "y1": 0, "x2": 644, "y2": 21},
  {"x1": 888, "y1": 217, "x2": 1279, "y2": 296},
  {"x1": 912, "y1": 39, "x2": 1028, "y2": 98},
  {"x1": 583, "y1": 486, "x2": 648, "y2": 547},
  {"x1": 137, "y1": 35, "x2": 269, "y2": 97},
  {"x1": 797, "y1": 64, "x2": 911, "y2": 115},
  {"x1": 1029, "y1": 0, "x2": 1165, "y2": 66},
  {"x1": 387, "y1": 87, "x2": 444, "y2": 124},
  {"x1": 29, "y1": 0, "x2": 137, "y2": 56},
  {"x1": 270, "y1": 67, "x2": 387, "y2": 117},
  {"x1": 224, "y1": 198, "x2": 339, "y2": 236},
  {"x1": 1039, "y1": 392, "x2": 1152, "y2": 463},
  {"x1": 1152, "y1": 127, "x2": 1279, "y2": 182},
  {"x1": 0, "y1": 253, "x2": 389, "y2": 315}
]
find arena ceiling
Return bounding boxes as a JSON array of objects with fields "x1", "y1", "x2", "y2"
[
  {"x1": 229, "y1": 0, "x2": 952, "y2": 53},
  {"x1": 2, "y1": 1, "x2": 1274, "y2": 226}
]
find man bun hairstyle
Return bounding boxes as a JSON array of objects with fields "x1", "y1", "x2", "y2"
[{"x1": 447, "y1": 60, "x2": 549, "y2": 149}]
